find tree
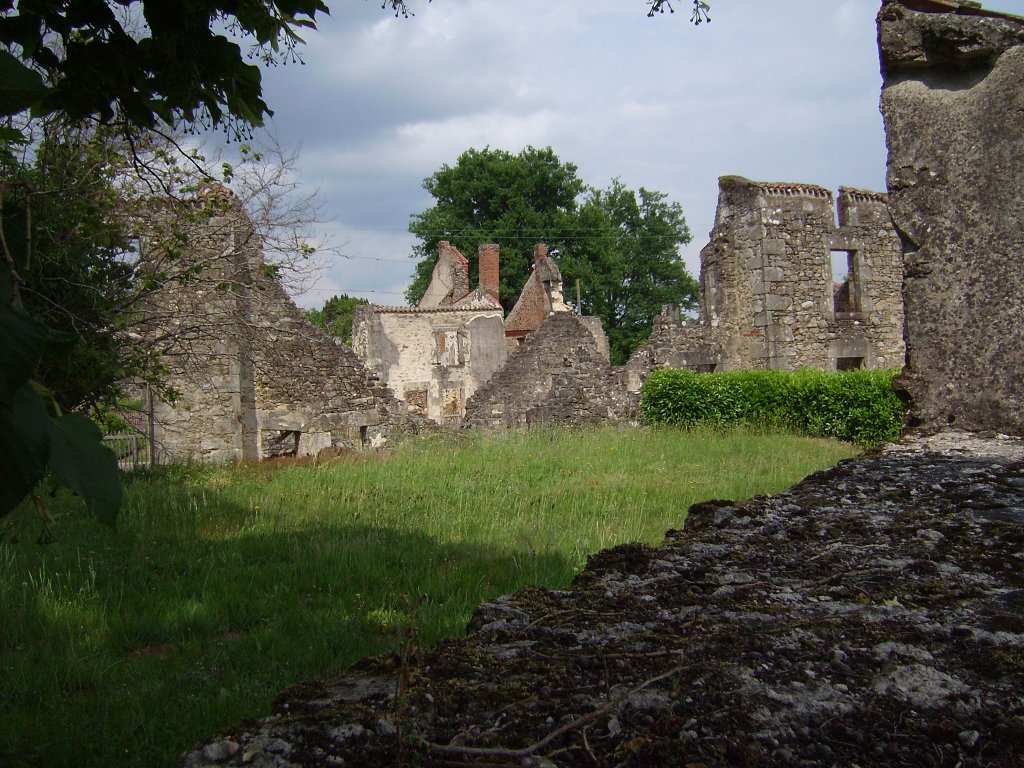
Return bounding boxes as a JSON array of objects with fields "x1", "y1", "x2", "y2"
[
  {"x1": 3, "y1": 123, "x2": 153, "y2": 415},
  {"x1": 563, "y1": 180, "x2": 697, "y2": 364},
  {"x1": 407, "y1": 146, "x2": 584, "y2": 309},
  {"x1": 406, "y1": 147, "x2": 698, "y2": 364},
  {"x1": 307, "y1": 294, "x2": 369, "y2": 346},
  {"x1": 0, "y1": 1, "x2": 329, "y2": 137}
]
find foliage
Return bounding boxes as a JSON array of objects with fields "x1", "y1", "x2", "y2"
[
  {"x1": 3, "y1": 123, "x2": 154, "y2": 413},
  {"x1": 306, "y1": 293, "x2": 369, "y2": 346},
  {"x1": 407, "y1": 146, "x2": 697, "y2": 364},
  {"x1": 560, "y1": 180, "x2": 697, "y2": 364},
  {"x1": 641, "y1": 368, "x2": 905, "y2": 445},
  {"x1": 407, "y1": 146, "x2": 584, "y2": 308},
  {"x1": 0, "y1": 425, "x2": 851, "y2": 768},
  {"x1": 0, "y1": 259, "x2": 121, "y2": 522},
  {"x1": 0, "y1": 1, "x2": 329, "y2": 135}
]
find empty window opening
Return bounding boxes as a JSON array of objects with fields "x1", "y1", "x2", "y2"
[
  {"x1": 404, "y1": 388, "x2": 428, "y2": 416},
  {"x1": 831, "y1": 250, "x2": 860, "y2": 314},
  {"x1": 836, "y1": 356, "x2": 864, "y2": 371},
  {"x1": 441, "y1": 388, "x2": 464, "y2": 423},
  {"x1": 433, "y1": 329, "x2": 463, "y2": 366}
]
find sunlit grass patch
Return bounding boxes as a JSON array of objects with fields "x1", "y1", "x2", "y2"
[{"x1": 0, "y1": 425, "x2": 857, "y2": 768}]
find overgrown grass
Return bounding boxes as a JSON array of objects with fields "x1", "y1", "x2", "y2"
[{"x1": 0, "y1": 426, "x2": 858, "y2": 768}]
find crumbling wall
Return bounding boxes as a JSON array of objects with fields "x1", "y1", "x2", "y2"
[
  {"x1": 464, "y1": 313, "x2": 631, "y2": 428},
  {"x1": 879, "y1": 0, "x2": 1024, "y2": 435},
  {"x1": 144, "y1": 197, "x2": 394, "y2": 462},
  {"x1": 418, "y1": 241, "x2": 470, "y2": 308},
  {"x1": 352, "y1": 302, "x2": 507, "y2": 424},
  {"x1": 627, "y1": 177, "x2": 904, "y2": 390},
  {"x1": 624, "y1": 308, "x2": 723, "y2": 392},
  {"x1": 248, "y1": 279, "x2": 394, "y2": 456},
  {"x1": 352, "y1": 241, "x2": 508, "y2": 424}
]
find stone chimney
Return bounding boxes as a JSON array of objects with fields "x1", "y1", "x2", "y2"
[
  {"x1": 533, "y1": 243, "x2": 549, "y2": 264},
  {"x1": 478, "y1": 243, "x2": 500, "y2": 304}
]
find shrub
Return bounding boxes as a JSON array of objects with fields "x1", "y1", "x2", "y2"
[{"x1": 640, "y1": 368, "x2": 903, "y2": 445}]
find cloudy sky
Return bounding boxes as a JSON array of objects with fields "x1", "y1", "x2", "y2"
[{"x1": 250, "y1": 0, "x2": 1024, "y2": 309}]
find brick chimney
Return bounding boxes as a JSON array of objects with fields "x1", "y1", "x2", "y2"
[{"x1": 478, "y1": 243, "x2": 500, "y2": 304}]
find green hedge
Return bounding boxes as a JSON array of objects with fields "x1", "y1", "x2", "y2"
[{"x1": 640, "y1": 368, "x2": 904, "y2": 445}]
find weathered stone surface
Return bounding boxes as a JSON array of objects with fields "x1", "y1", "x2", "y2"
[
  {"x1": 465, "y1": 312, "x2": 633, "y2": 428},
  {"x1": 879, "y1": 0, "x2": 1024, "y2": 436},
  {"x1": 352, "y1": 241, "x2": 508, "y2": 424},
  {"x1": 142, "y1": 197, "x2": 395, "y2": 463},
  {"x1": 178, "y1": 432, "x2": 1024, "y2": 767}
]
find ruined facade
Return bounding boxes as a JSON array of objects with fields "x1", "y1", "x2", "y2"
[
  {"x1": 352, "y1": 242, "x2": 507, "y2": 423},
  {"x1": 879, "y1": 0, "x2": 1024, "y2": 435},
  {"x1": 627, "y1": 177, "x2": 905, "y2": 390},
  {"x1": 504, "y1": 244, "x2": 572, "y2": 346},
  {"x1": 142, "y1": 190, "x2": 393, "y2": 463},
  {"x1": 464, "y1": 312, "x2": 630, "y2": 428}
]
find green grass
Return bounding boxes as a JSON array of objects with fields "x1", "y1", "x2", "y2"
[{"x1": 0, "y1": 425, "x2": 858, "y2": 768}]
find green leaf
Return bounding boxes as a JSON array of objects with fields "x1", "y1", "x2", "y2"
[
  {"x1": 0, "y1": 261, "x2": 51, "y2": 400},
  {"x1": 0, "y1": 50, "x2": 50, "y2": 118},
  {"x1": 0, "y1": 382, "x2": 51, "y2": 517},
  {"x1": 49, "y1": 413, "x2": 122, "y2": 527},
  {"x1": 0, "y1": 125, "x2": 29, "y2": 146}
]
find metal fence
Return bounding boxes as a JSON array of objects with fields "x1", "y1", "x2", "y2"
[{"x1": 102, "y1": 432, "x2": 151, "y2": 470}]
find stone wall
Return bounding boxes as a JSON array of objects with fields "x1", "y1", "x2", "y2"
[
  {"x1": 143, "y1": 196, "x2": 393, "y2": 463},
  {"x1": 626, "y1": 177, "x2": 905, "y2": 391},
  {"x1": 248, "y1": 278, "x2": 394, "y2": 457},
  {"x1": 464, "y1": 312, "x2": 633, "y2": 428},
  {"x1": 624, "y1": 308, "x2": 724, "y2": 392},
  {"x1": 352, "y1": 241, "x2": 508, "y2": 424},
  {"x1": 879, "y1": 0, "x2": 1024, "y2": 435},
  {"x1": 352, "y1": 303, "x2": 507, "y2": 424}
]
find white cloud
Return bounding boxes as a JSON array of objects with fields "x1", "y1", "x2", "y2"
[{"x1": 254, "y1": 0, "x2": 1024, "y2": 303}]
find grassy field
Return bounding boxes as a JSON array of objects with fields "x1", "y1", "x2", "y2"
[{"x1": 0, "y1": 426, "x2": 858, "y2": 768}]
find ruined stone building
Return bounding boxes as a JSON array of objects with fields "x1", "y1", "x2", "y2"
[
  {"x1": 143, "y1": 174, "x2": 909, "y2": 455},
  {"x1": 352, "y1": 242, "x2": 508, "y2": 423},
  {"x1": 504, "y1": 244, "x2": 574, "y2": 347},
  {"x1": 140, "y1": 187, "x2": 393, "y2": 463},
  {"x1": 354, "y1": 240, "x2": 630, "y2": 427},
  {"x1": 626, "y1": 176, "x2": 905, "y2": 390}
]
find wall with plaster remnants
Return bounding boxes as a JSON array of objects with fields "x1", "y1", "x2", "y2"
[{"x1": 352, "y1": 242, "x2": 508, "y2": 423}]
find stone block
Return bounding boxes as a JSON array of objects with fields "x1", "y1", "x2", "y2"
[
  {"x1": 298, "y1": 431, "x2": 332, "y2": 457},
  {"x1": 764, "y1": 294, "x2": 793, "y2": 312}
]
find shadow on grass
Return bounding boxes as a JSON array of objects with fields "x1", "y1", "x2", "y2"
[{"x1": 0, "y1": 477, "x2": 573, "y2": 768}]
